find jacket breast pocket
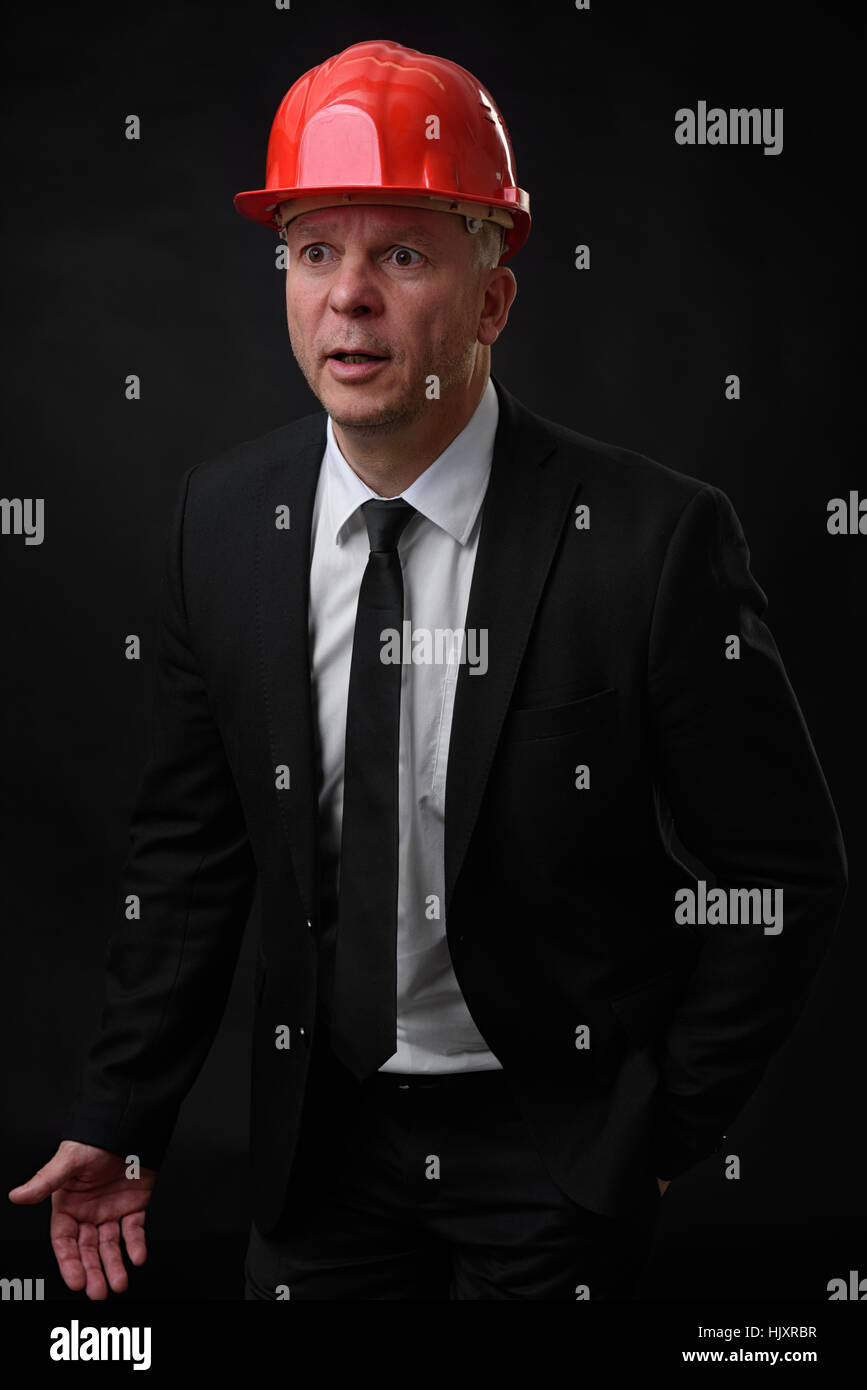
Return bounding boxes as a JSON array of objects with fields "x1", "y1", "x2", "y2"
[{"x1": 503, "y1": 686, "x2": 617, "y2": 742}]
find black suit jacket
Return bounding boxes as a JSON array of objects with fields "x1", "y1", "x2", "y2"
[{"x1": 61, "y1": 374, "x2": 847, "y2": 1232}]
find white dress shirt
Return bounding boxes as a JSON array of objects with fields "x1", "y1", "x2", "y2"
[{"x1": 308, "y1": 375, "x2": 502, "y2": 1072}]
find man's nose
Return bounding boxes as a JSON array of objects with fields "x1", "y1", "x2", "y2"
[{"x1": 327, "y1": 251, "x2": 384, "y2": 314}]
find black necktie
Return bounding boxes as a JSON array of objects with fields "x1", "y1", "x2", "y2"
[{"x1": 330, "y1": 497, "x2": 417, "y2": 1080}]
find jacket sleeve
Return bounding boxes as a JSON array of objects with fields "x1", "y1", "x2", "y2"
[
  {"x1": 645, "y1": 484, "x2": 847, "y2": 1178},
  {"x1": 59, "y1": 464, "x2": 257, "y2": 1169}
]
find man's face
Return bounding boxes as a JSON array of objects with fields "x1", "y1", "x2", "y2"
[{"x1": 283, "y1": 204, "x2": 487, "y2": 433}]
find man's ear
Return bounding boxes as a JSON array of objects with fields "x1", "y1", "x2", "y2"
[{"x1": 476, "y1": 269, "x2": 516, "y2": 348}]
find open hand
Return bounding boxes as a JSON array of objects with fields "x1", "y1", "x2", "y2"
[{"x1": 9, "y1": 1140, "x2": 157, "y2": 1299}]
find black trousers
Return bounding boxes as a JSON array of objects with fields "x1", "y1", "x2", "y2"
[{"x1": 244, "y1": 1036, "x2": 662, "y2": 1300}]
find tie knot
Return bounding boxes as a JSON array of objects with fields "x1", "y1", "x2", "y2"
[{"x1": 361, "y1": 498, "x2": 416, "y2": 553}]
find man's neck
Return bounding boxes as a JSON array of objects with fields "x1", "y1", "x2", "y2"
[{"x1": 331, "y1": 370, "x2": 489, "y2": 497}]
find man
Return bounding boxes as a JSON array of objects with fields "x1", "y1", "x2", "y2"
[{"x1": 9, "y1": 39, "x2": 847, "y2": 1300}]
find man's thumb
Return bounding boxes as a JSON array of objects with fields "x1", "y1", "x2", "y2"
[{"x1": 8, "y1": 1149, "x2": 81, "y2": 1204}]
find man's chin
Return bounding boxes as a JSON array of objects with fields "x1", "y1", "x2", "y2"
[{"x1": 321, "y1": 381, "x2": 418, "y2": 432}]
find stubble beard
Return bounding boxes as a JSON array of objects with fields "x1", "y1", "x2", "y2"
[{"x1": 291, "y1": 325, "x2": 480, "y2": 439}]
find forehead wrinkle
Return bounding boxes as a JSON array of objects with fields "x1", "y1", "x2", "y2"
[{"x1": 288, "y1": 218, "x2": 442, "y2": 248}]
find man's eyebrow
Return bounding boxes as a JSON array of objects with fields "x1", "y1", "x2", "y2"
[{"x1": 288, "y1": 219, "x2": 439, "y2": 248}]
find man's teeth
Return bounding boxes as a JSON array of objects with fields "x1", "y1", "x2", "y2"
[{"x1": 336, "y1": 353, "x2": 380, "y2": 363}]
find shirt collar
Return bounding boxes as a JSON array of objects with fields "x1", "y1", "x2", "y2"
[{"x1": 323, "y1": 375, "x2": 498, "y2": 547}]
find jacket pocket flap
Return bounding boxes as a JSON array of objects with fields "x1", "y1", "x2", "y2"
[{"x1": 505, "y1": 686, "x2": 617, "y2": 742}]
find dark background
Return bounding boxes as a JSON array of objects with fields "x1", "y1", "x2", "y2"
[{"x1": 2, "y1": 0, "x2": 864, "y2": 1301}]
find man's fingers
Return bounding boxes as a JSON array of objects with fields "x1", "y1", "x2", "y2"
[
  {"x1": 77, "y1": 1223, "x2": 109, "y2": 1301},
  {"x1": 50, "y1": 1209, "x2": 87, "y2": 1292},
  {"x1": 50, "y1": 1208, "x2": 146, "y2": 1297},
  {"x1": 97, "y1": 1220, "x2": 130, "y2": 1294},
  {"x1": 121, "y1": 1211, "x2": 148, "y2": 1267}
]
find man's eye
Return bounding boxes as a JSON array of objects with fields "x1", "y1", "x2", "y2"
[{"x1": 299, "y1": 245, "x2": 424, "y2": 266}]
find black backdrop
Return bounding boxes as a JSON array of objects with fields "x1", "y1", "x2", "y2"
[{"x1": 2, "y1": 0, "x2": 864, "y2": 1307}]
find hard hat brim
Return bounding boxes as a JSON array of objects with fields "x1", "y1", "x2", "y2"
[{"x1": 233, "y1": 185, "x2": 530, "y2": 262}]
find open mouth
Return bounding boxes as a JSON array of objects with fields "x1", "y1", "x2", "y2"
[{"x1": 330, "y1": 352, "x2": 387, "y2": 363}]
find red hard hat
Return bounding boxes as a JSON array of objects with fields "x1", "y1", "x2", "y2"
[{"x1": 233, "y1": 39, "x2": 530, "y2": 265}]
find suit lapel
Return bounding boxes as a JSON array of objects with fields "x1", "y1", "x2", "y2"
[
  {"x1": 256, "y1": 413, "x2": 325, "y2": 925},
  {"x1": 255, "y1": 376, "x2": 580, "y2": 925},
  {"x1": 443, "y1": 376, "x2": 577, "y2": 912}
]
